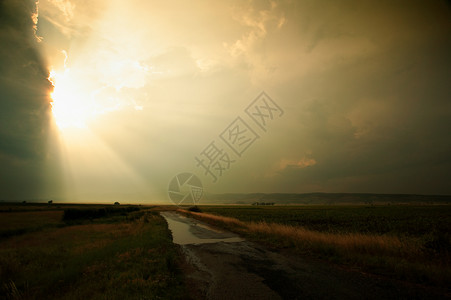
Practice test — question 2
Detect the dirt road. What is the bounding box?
[160,211,448,300]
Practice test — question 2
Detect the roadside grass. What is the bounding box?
[0,210,64,239]
[0,205,144,239]
[178,206,450,287]
[0,210,187,300]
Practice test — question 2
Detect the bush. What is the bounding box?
[63,206,140,221]
[188,206,202,212]
[63,208,107,221]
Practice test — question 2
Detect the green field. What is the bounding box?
[0,205,187,300]
[199,205,451,237]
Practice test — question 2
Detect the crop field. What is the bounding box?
[183,204,451,287]
[199,205,451,237]
[0,205,187,300]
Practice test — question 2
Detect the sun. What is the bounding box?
[47,51,146,130]
[49,69,94,129]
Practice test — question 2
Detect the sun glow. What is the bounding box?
[49,69,95,129]
[48,50,147,130]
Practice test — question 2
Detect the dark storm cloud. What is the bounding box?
[0,0,53,199]
[264,0,451,194]
[209,0,451,195]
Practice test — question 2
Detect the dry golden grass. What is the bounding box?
[178,209,246,227]
[179,209,450,286]
[180,210,417,257]
[0,211,187,299]
[246,221,420,258]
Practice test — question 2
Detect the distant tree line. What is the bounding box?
[252,202,275,206]
[63,206,140,221]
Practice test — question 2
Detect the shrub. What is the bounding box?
[62,207,140,221]
[188,206,202,212]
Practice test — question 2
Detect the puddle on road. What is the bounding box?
[160,212,244,245]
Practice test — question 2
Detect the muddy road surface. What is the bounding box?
[160,211,448,300]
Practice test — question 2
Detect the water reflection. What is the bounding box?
[160,211,244,245]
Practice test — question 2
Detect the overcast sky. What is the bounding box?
[1,0,450,203]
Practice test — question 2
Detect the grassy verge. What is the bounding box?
[0,209,187,300]
[0,210,64,239]
[178,207,450,288]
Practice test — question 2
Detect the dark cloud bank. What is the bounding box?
[205,0,451,195]
[0,0,54,200]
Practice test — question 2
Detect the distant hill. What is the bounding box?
[202,193,451,205]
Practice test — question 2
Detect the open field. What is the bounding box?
[2,203,449,298]
[0,205,187,300]
[198,205,451,236]
[0,210,63,239]
[180,205,451,288]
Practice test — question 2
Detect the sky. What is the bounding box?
[0,0,450,203]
